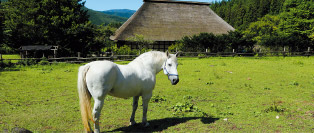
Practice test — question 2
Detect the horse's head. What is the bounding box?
[163,51,179,85]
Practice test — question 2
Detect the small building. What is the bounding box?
[110,0,235,51]
[20,45,58,58]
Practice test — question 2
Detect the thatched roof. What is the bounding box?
[110,0,235,42]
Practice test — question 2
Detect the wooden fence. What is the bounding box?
[1,51,313,64]
[179,51,314,57]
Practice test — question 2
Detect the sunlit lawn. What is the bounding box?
[1,57,314,132]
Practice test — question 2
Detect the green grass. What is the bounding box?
[1,55,20,59]
[1,57,314,132]
[1,54,21,63]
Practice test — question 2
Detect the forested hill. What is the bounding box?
[0,0,128,25]
[210,0,314,51]
[211,0,313,30]
[84,7,128,25]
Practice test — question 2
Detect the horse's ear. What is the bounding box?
[166,50,170,58]
[175,51,181,57]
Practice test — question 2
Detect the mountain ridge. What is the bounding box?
[101,9,136,18]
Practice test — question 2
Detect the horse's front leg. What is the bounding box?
[142,94,152,127]
[130,96,139,125]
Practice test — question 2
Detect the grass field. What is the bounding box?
[1,54,20,59]
[1,54,21,63]
[1,57,314,132]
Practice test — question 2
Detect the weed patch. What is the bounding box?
[264,87,271,90]
[206,82,214,85]
[290,81,299,86]
[183,95,193,100]
[171,102,208,117]
[264,102,287,113]
[150,95,167,103]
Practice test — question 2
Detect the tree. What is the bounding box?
[278,0,314,51]
[211,0,285,30]
[228,30,255,52]
[180,33,229,53]
[3,0,94,56]
[0,0,4,49]
[126,34,154,54]
[244,15,280,44]
[93,23,121,54]
[279,0,314,38]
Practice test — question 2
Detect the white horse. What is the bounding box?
[77,51,179,133]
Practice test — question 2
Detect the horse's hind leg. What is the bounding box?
[92,97,105,133]
[130,96,139,125]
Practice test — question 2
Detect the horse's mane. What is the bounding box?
[130,51,166,65]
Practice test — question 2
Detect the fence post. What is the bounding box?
[259,49,262,57]
[53,50,56,58]
[111,52,114,62]
[307,47,311,57]
[283,46,286,57]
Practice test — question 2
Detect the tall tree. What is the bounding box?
[3,0,94,56]
[211,0,285,30]
[0,0,4,48]
[244,15,281,43]
[278,0,314,51]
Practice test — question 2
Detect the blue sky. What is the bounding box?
[84,0,220,11]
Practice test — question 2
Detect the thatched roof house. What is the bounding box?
[110,0,235,51]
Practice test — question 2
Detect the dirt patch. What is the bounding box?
[305,111,314,118]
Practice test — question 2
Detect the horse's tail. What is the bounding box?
[78,65,94,132]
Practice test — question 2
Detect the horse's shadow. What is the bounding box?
[108,117,219,132]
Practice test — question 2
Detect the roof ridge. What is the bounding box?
[143,0,211,5]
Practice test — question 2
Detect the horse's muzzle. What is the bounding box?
[170,77,179,85]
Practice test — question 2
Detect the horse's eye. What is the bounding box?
[168,64,172,67]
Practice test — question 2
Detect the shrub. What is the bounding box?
[179,31,255,52]
[39,57,49,65]
[113,45,137,55]
[0,60,14,68]
[17,59,36,66]
[168,42,183,53]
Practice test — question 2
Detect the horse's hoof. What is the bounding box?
[142,122,150,127]
[130,121,136,126]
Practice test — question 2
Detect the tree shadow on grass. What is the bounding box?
[108,117,219,132]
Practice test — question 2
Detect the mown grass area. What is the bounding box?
[1,57,314,132]
[1,54,21,63]
[1,54,20,59]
